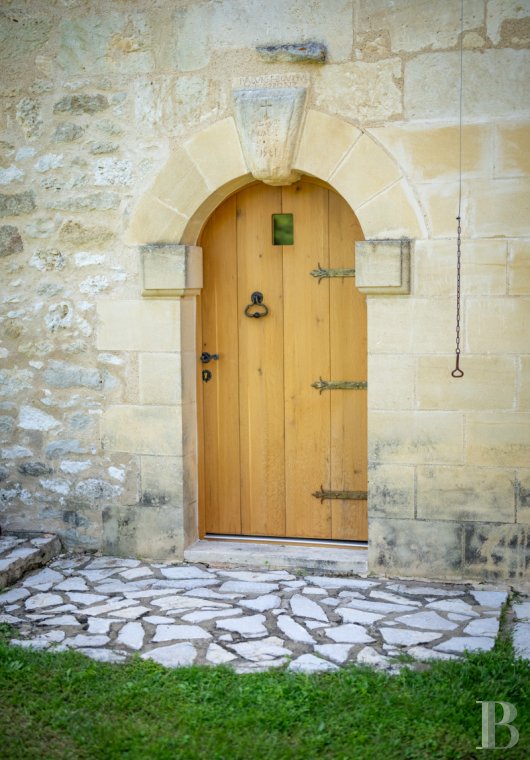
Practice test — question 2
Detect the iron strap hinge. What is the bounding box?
[310,263,356,282]
[312,486,368,503]
[311,378,367,393]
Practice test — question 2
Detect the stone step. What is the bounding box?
[184,540,369,575]
[0,532,62,590]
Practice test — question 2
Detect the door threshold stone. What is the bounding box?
[183,540,368,575]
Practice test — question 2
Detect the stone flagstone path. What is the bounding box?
[1,552,528,674]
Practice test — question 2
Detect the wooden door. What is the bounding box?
[198,180,367,542]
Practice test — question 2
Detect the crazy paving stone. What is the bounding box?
[276,614,316,644]
[181,608,242,623]
[229,636,292,662]
[408,646,459,661]
[513,623,530,659]
[152,595,229,611]
[288,654,339,673]
[0,587,30,605]
[302,587,327,595]
[218,581,280,594]
[314,644,352,663]
[342,599,417,614]
[25,593,63,610]
[289,593,328,622]
[55,577,89,592]
[67,634,110,648]
[109,606,151,620]
[11,630,65,649]
[182,587,242,600]
[22,568,64,590]
[380,628,442,646]
[38,615,81,627]
[463,617,500,637]
[143,616,176,624]
[217,570,294,582]
[388,584,462,597]
[239,594,281,612]
[0,613,23,624]
[87,618,112,634]
[325,623,374,644]
[470,590,508,609]
[141,643,196,667]
[370,590,422,606]
[160,566,214,580]
[206,643,237,664]
[434,636,495,653]
[356,646,391,669]
[119,567,154,580]
[394,611,458,631]
[216,614,268,638]
[81,599,137,616]
[153,624,212,642]
[513,602,530,621]
[117,622,145,650]
[305,576,378,590]
[335,607,384,625]
[67,592,108,606]
[426,598,478,615]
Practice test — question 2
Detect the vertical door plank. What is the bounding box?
[237,184,286,536]
[201,195,241,534]
[283,183,331,538]
[329,191,368,540]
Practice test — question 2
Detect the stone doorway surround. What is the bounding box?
[97,107,425,564]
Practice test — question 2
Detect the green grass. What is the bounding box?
[0,625,529,759]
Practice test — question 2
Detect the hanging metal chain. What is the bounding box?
[452,0,465,379]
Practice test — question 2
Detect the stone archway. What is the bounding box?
[99,110,426,561]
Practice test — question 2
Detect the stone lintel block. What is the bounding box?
[356,239,411,294]
[102,504,187,561]
[368,517,464,579]
[463,522,529,582]
[101,405,183,456]
[141,244,203,297]
[97,300,181,352]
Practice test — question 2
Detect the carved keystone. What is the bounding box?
[233,87,306,186]
[355,239,412,295]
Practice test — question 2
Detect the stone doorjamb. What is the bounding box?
[100,110,426,560]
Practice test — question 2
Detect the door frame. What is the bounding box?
[195,176,368,543]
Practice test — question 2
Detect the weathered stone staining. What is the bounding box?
[2,554,523,673]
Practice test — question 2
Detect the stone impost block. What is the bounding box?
[294,110,362,181]
[466,413,530,467]
[101,405,183,456]
[466,297,530,354]
[417,466,515,523]
[97,300,181,352]
[368,464,415,518]
[183,118,247,192]
[355,239,411,294]
[233,87,306,185]
[141,244,203,297]
[368,517,464,579]
[416,356,516,411]
[369,411,464,465]
[102,504,186,561]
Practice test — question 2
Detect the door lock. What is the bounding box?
[202,369,212,383]
[200,352,219,364]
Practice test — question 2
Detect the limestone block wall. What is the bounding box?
[0,0,529,579]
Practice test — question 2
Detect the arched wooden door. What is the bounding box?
[198,179,367,542]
